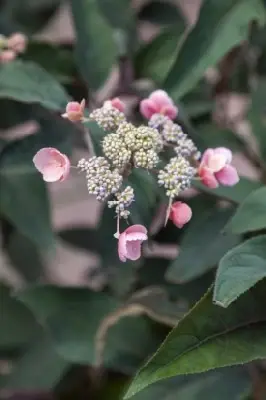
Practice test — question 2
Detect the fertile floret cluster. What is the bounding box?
[89,104,126,132]
[158,156,196,198]
[108,186,135,219]
[102,133,131,169]
[77,157,122,201]
[148,113,169,131]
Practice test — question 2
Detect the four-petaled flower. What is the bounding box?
[169,201,192,228]
[198,147,239,188]
[140,90,178,120]
[33,147,70,182]
[118,224,148,262]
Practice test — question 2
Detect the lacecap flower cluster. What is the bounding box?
[33,92,239,262]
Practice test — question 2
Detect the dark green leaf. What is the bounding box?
[59,227,101,253]
[17,285,119,364]
[2,333,69,391]
[225,187,266,234]
[135,28,185,83]
[70,0,117,90]
[98,0,136,55]
[166,207,239,283]
[194,177,262,204]
[132,367,251,400]
[0,61,69,110]
[214,235,266,307]
[0,283,39,350]
[138,1,185,27]
[165,0,266,100]
[125,280,266,397]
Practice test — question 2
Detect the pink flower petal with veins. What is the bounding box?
[169,201,192,228]
[140,99,157,119]
[214,147,232,164]
[199,166,219,189]
[33,148,70,183]
[118,224,147,262]
[215,164,239,186]
[207,153,227,173]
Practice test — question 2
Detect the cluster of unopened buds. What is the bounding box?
[0,32,27,63]
[33,91,239,262]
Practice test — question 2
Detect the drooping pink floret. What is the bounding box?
[169,201,192,228]
[62,99,85,122]
[140,90,178,120]
[118,224,148,262]
[33,148,70,183]
[0,49,16,63]
[198,147,239,188]
[7,33,27,53]
[104,97,125,113]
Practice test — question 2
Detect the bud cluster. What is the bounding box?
[90,103,126,132]
[108,186,135,219]
[77,157,122,201]
[158,156,196,198]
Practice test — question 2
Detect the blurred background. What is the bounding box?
[0,0,266,399]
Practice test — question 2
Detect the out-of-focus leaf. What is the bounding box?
[0,110,73,249]
[135,28,185,83]
[100,316,167,374]
[248,79,266,162]
[23,41,75,84]
[166,207,239,283]
[0,284,39,350]
[17,285,119,364]
[125,280,266,398]
[165,0,266,100]
[59,227,101,253]
[198,123,246,152]
[139,258,214,306]
[1,0,62,33]
[214,235,266,307]
[131,367,251,400]
[70,0,117,90]
[98,0,136,55]
[194,177,262,204]
[0,61,70,110]
[2,333,69,391]
[181,81,212,119]
[138,1,185,26]
[6,231,44,282]
[225,187,266,234]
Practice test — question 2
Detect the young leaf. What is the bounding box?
[214,235,266,307]
[164,0,266,100]
[124,280,266,398]
[225,187,266,234]
[70,0,117,90]
[0,61,70,110]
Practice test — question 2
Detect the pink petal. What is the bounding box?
[215,164,239,186]
[124,224,147,236]
[170,201,192,228]
[42,165,64,183]
[118,232,128,262]
[33,148,55,172]
[149,90,172,109]
[162,105,178,120]
[110,97,125,113]
[59,154,70,181]
[66,101,81,113]
[207,153,227,173]
[199,166,219,189]
[140,99,157,119]
[200,148,214,166]
[214,147,232,164]
[125,240,142,261]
